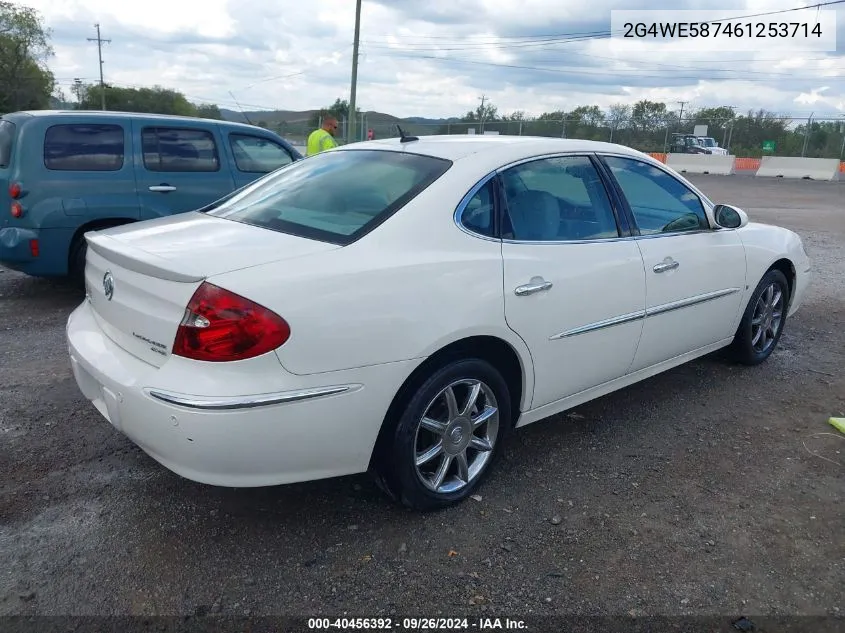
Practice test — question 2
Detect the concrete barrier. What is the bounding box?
[755,156,840,181]
[666,153,735,175]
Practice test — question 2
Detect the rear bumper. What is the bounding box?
[0,226,70,276]
[0,227,38,269]
[66,299,414,487]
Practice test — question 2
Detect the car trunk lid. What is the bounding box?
[84,212,339,367]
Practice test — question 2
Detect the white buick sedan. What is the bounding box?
[66,135,810,510]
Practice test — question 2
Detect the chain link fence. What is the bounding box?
[266,113,845,162]
[355,116,845,160]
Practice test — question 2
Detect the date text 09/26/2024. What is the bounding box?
[307,618,527,630]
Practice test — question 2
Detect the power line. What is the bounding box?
[86,23,111,110]
[371,51,842,82]
[361,1,845,51]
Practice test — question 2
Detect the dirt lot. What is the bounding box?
[1,175,843,625]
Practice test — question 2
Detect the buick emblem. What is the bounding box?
[103,271,114,301]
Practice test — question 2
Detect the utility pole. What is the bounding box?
[676,100,688,130]
[348,0,362,143]
[478,94,487,133]
[87,24,110,110]
[801,112,814,157]
[839,115,845,161]
[721,105,736,151]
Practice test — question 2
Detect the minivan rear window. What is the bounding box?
[205,149,452,245]
[0,120,15,168]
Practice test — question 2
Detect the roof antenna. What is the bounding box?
[396,125,418,143]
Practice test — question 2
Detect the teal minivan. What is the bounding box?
[0,110,302,281]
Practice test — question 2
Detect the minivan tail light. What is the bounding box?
[9,182,21,199]
[172,282,291,362]
[10,202,23,218]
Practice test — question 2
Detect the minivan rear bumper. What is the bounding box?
[0,226,69,276]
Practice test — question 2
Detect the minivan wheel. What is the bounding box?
[374,358,511,511]
[729,268,790,365]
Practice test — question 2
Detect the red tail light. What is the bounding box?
[10,202,23,218]
[9,182,21,199]
[172,282,290,362]
[29,239,39,257]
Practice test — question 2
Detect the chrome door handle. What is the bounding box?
[514,277,553,296]
[653,258,679,273]
[149,185,176,192]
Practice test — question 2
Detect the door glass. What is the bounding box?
[499,155,619,241]
[603,156,708,234]
[229,134,294,173]
[142,127,219,172]
[43,124,124,171]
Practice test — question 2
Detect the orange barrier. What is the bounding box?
[648,152,667,163]
[840,161,845,173]
[734,157,761,171]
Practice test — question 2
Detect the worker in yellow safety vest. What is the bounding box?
[306,116,339,156]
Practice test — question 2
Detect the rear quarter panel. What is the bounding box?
[205,163,535,405]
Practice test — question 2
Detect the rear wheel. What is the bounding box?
[373,358,511,511]
[728,269,790,365]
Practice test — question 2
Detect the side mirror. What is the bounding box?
[713,204,748,229]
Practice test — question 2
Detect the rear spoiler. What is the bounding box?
[85,232,206,283]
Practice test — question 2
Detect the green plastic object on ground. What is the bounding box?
[829,417,845,434]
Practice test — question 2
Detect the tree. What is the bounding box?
[196,103,222,120]
[607,103,632,130]
[570,105,605,127]
[630,99,669,131]
[0,1,55,113]
[462,101,498,124]
[308,98,361,129]
[77,84,198,116]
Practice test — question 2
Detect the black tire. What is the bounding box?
[373,358,512,511]
[69,235,87,288]
[728,268,790,365]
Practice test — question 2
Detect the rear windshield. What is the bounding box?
[0,120,15,168]
[205,149,452,245]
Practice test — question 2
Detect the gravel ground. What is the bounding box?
[0,175,843,625]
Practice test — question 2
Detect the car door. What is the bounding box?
[132,120,236,220]
[498,154,647,410]
[598,154,747,373]
[226,132,297,189]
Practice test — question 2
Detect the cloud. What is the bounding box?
[17,0,845,120]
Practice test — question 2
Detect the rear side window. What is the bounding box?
[43,124,124,171]
[229,134,294,173]
[142,127,219,172]
[206,149,452,245]
[0,120,15,168]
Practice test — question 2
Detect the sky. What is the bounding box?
[19,0,845,120]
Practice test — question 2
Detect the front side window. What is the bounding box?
[602,155,709,235]
[205,149,452,245]
[142,127,219,172]
[43,124,124,171]
[229,134,294,173]
[499,155,620,241]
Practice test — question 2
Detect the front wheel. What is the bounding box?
[728,269,790,365]
[373,358,512,511]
